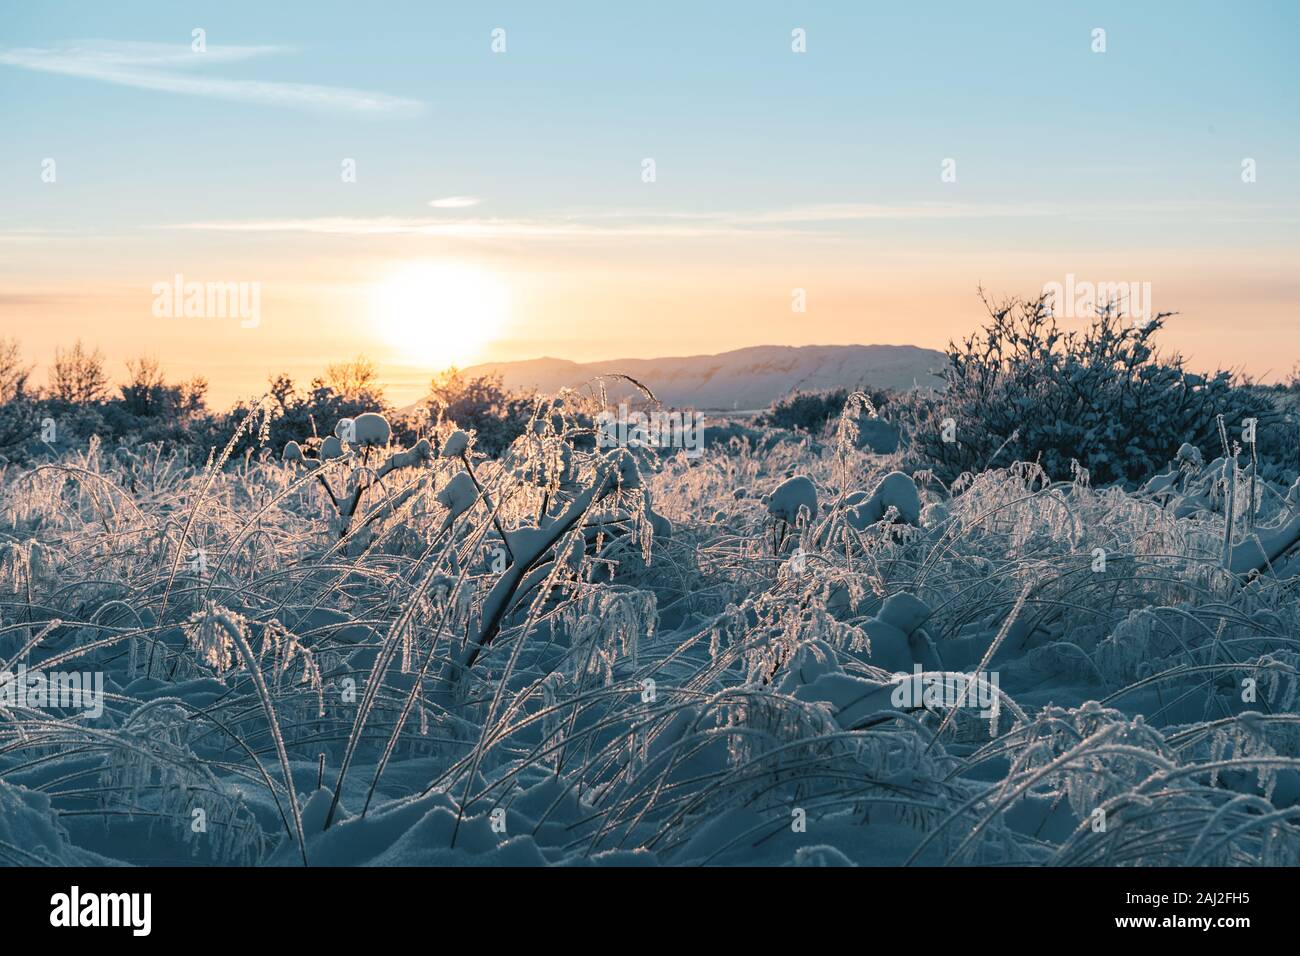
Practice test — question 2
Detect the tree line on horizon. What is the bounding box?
[2,294,1298,488]
[0,338,533,465]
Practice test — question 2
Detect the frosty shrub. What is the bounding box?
[427,368,535,457]
[2,392,210,465]
[899,292,1289,486]
[0,394,42,461]
[224,370,400,459]
[758,386,891,435]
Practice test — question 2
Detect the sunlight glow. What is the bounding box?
[370,260,510,367]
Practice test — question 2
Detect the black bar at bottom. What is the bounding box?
[0,865,1282,941]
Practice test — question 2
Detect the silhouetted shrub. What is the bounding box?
[426,368,535,457]
[898,292,1295,487]
[759,385,894,447]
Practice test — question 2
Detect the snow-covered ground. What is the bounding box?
[2,404,1299,867]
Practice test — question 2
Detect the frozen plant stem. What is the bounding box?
[209,612,308,866]
[1222,453,1236,572]
[460,451,513,563]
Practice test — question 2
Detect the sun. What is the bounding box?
[370,260,510,367]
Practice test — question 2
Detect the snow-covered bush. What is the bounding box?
[898,292,1291,487]
[427,368,534,457]
[766,474,818,524]
[759,386,892,432]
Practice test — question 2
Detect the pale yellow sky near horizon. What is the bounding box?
[2,239,1296,409]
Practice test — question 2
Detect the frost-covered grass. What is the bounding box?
[2,398,1300,867]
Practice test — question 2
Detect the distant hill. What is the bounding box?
[461,344,946,410]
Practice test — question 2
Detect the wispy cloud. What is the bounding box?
[732,202,1057,223]
[428,196,481,209]
[0,39,423,115]
[164,215,793,241]
[27,195,1291,254]
[162,202,1069,242]
[577,200,1299,226]
[166,198,1300,244]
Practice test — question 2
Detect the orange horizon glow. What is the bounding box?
[1,242,1296,410]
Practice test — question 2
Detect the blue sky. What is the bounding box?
[1,1,1297,404]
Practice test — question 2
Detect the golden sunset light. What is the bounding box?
[369,260,512,368]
